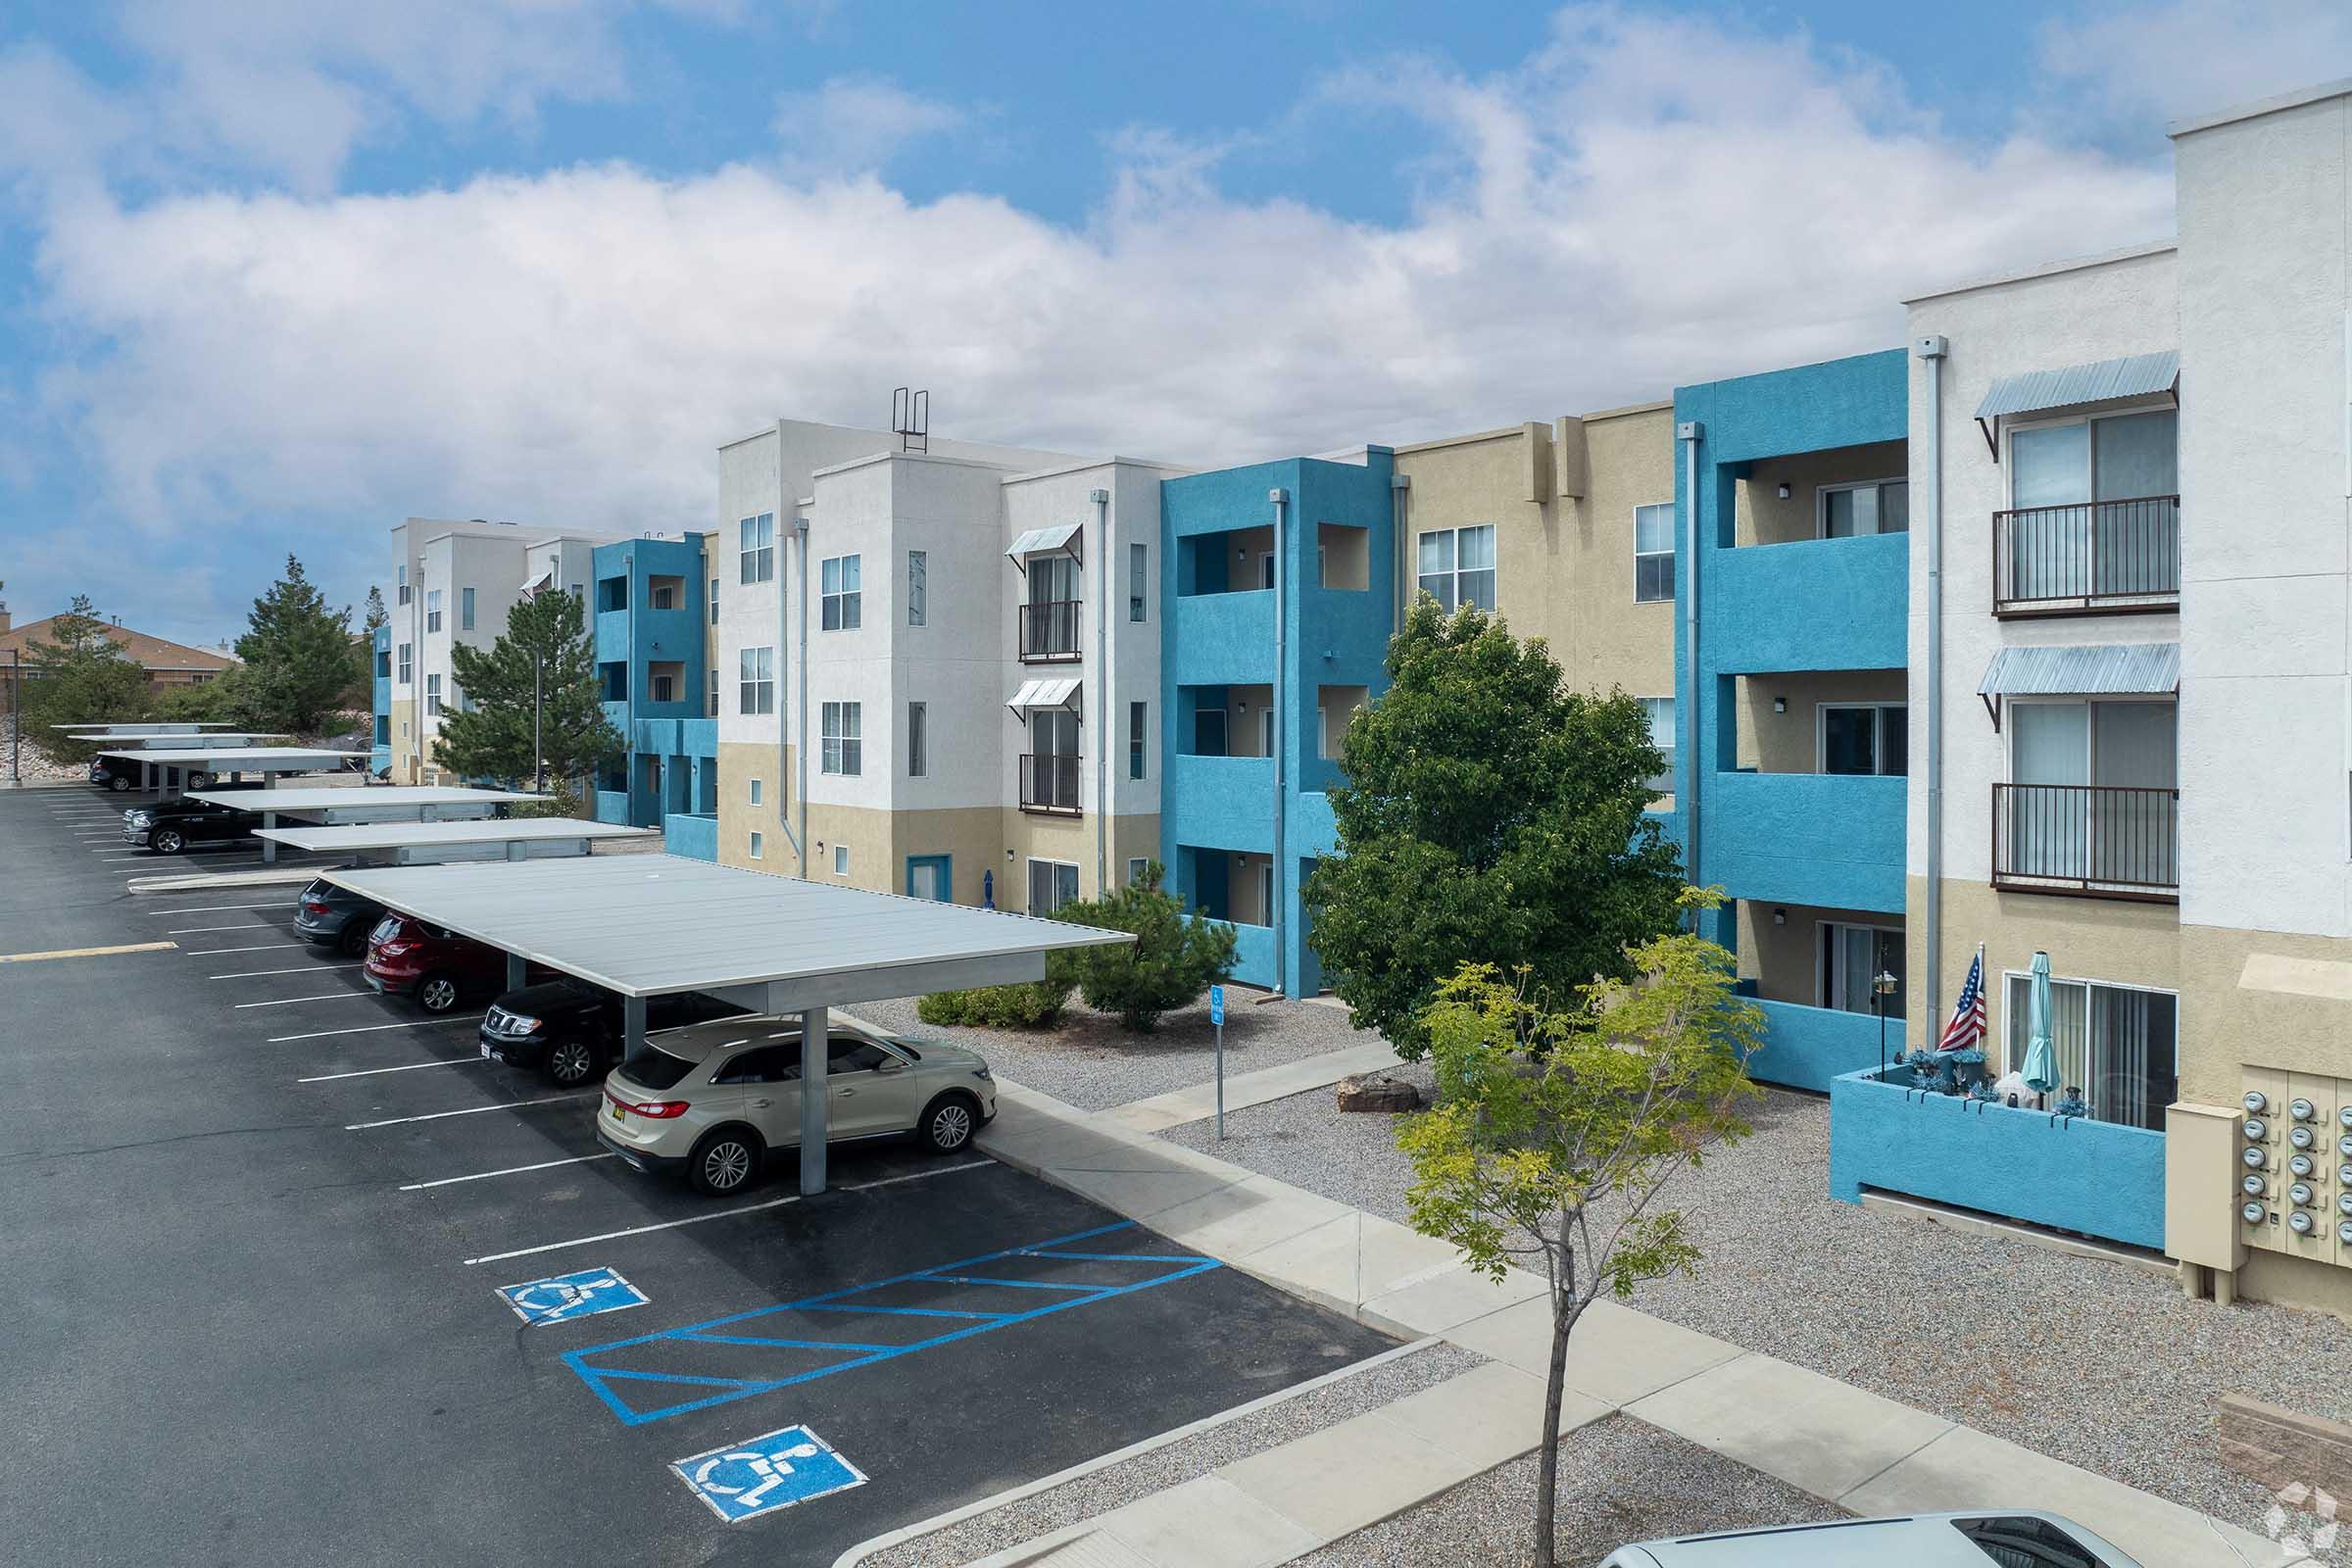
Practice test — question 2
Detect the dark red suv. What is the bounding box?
[363,914,514,1014]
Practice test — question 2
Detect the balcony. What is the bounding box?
[1703,533,1906,673]
[1746,1000,1890,1094]
[1991,783,2179,901]
[1172,590,1274,686]
[1019,753,1082,814]
[1019,600,1083,662]
[1167,754,1275,853]
[1697,771,1905,913]
[1992,496,2179,617]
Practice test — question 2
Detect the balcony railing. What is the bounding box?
[1991,783,2179,900]
[1020,753,1082,814]
[1019,600,1083,662]
[1991,495,2179,616]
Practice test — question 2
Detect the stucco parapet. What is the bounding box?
[2168,75,2352,138]
[1901,241,2178,306]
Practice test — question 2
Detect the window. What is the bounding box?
[1415,525,1495,612]
[709,577,719,624]
[2006,409,2180,602]
[1821,923,1904,1018]
[651,580,676,611]
[425,673,443,716]
[569,582,582,601]
[1128,857,1149,887]
[1640,697,1675,794]
[1129,542,1147,621]
[396,564,411,606]
[907,551,927,626]
[829,1037,890,1074]
[749,831,762,859]
[460,587,475,630]
[1820,705,1909,776]
[832,843,851,876]
[821,554,861,630]
[1634,505,1675,603]
[709,670,718,717]
[908,701,927,777]
[1129,701,1147,780]
[749,777,762,807]
[739,514,774,585]
[425,588,443,632]
[738,646,774,715]
[1259,553,1276,590]
[1029,858,1080,915]
[2002,972,2178,1130]
[1819,479,1910,538]
[713,1044,795,1084]
[397,643,413,683]
[822,701,862,775]
[651,671,676,704]
[2002,699,2178,888]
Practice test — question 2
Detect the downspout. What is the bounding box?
[1675,421,1703,909]
[792,516,811,879]
[1092,487,1110,894]
[1269,486,1289,998]
[1390,473,1410,630]
[1917,333,1949,1049]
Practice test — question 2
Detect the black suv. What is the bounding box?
[293,878,389,956]
[122,797,260,855]
[480,980,750,1087]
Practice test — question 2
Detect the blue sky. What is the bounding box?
[0,0,2343,647]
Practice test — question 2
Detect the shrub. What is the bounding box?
[1045,861,1237,1033]
[916,979,1072,1029]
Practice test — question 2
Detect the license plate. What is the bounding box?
[609,1102,625,1121]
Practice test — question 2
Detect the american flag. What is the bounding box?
[1937,949,1986,1054]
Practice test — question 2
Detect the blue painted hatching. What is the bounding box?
[670,1423,866,1523]
[495,1264,650,1327]
[564,1221,1220,1425]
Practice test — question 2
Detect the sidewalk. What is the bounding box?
[965,1079,2304,1568]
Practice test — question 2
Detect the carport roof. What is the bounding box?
[253,817,653,852]
[321,854,1134,1004]
[190,785,544,812]
[99,747,362,769]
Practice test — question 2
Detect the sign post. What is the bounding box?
[1209,984,1226,1141]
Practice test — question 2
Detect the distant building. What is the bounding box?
[0,606,237,703]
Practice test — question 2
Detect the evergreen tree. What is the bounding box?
[21,595,152,760]
[360,585,388,633]
[436,587,620,793]
[236,555,356,735]
[1042,862,1238,1032]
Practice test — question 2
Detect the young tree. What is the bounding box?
[21,596,151,760]
[1303,599,1684,1058]
[1396,903,1763,1568]
[1045,861,1238,1031]
[435,587,620,792]
[360,585,389,634]
[236,555,356,735]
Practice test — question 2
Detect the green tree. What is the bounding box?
[351,583,390,709]
[1043,862,1238,1031]
[236,555,356,735]
[360,585,389,634]
[21,596,151,760]
[1303,599,1683,1059]
[153,661,266,729]
[1396,905,1762,1568]
[435,587,620,793]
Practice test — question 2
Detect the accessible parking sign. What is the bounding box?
[671,1425,867,1523]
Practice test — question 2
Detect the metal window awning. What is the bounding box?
[1007,676,1082,712]
[1004,521,1082,569]
[1974,350,2179,457]
[519,568,552,593]
[1977,642,2179,728]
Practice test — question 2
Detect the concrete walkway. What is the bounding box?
[1101,1042,1403,1135]
[970,1079,2304,1568]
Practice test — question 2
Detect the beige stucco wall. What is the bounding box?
[1739,901,1906,1010]
[1734,670,1908,772]
[1738,440,1909,547]
[1903,876,2180,1058]
[715,740,788,871]
[388,699,418,782]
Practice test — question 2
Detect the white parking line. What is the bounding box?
[213,963,361,980]
[234,990,369,1009]
[268,1019,468,1044]
[167,922,272,935]
[148,902,295,915]
[399,1152,615,1191]
[458,1159,993,1266]
[185,943,304,956]
[299,1058,471,1083]
[347,1092,595,1131]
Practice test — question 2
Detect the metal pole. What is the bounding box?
[1215,1015,1225,1140]
[800,1004,828,1195]
[1268,487,1288,998]
[9,649,19,787]
[1092,487,1109,895]
[533,652,544,795]
[1918,333,1948,1055]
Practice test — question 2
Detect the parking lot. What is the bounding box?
[0,786,1393,1565]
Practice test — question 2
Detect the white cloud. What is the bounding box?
[772,75,970,177]
[16,3,2193,625]
[2038,0,2352,130]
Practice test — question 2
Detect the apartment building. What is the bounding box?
[586,533,717,837]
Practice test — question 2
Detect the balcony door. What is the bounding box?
[1820,922,1904,1018]
[1025,555,1081,660]
[2008,700,2177,887]
[1028,708,1081,811]
[2007,409,2178,602]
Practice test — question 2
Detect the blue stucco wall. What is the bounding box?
[1748,1000,1890,1093]
[370,624,392,775]
[1699,771,1905,913]
[664,812,717,861]
[1703,532,1907,673]
[1828,1069,2166,1250]
[1171,592,1274,685]
[1168,755,1275,854]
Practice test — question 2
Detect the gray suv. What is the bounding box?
[1602,1511,2140,1567]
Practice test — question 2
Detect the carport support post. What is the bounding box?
[261,810,276,862]
[800,1004,828,1196]
[623,993,646,1065]
[507,952,526,991]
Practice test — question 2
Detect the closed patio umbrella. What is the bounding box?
[2022,950,2058,1108]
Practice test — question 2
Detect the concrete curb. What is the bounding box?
[125,867,318,895]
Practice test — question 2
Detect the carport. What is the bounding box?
[98,746,363,796]
[55,721,243,736]
[67,729,289,748]
[254,816,654,866]
[321,854,1132,1194]
[189,784,548,861]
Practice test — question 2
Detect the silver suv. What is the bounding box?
[1603,1511,2140,1567]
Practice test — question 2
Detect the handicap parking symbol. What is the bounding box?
[671,1424,866,1523]
[494,1265,649,1327]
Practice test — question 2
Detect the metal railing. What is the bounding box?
[1020,753,1082,814]
[1019,599,1083,661]
[1992,783,2179,898]
[1991,495,2179,614]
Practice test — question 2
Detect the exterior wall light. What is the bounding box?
[1777,483,1791,500]
[1773,696,1787,713]
[1772,907,1787,925]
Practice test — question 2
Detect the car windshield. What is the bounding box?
[621,1045,699,1091]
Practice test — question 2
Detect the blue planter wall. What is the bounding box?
[664,812,717,861]
[1748,1000,1890,1093]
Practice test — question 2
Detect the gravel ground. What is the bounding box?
[862,1340,1484,1568]
[1295,1413,1844,1568]
[1165,1083,2352,1554]
[852,991,1390,1110]
[0,715,81,785]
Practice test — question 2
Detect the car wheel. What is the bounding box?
[153,829,186,856]
[337,921,369,958]
[416,973,462,1014]
[185,772,211,790]
[546,1038,601,1088]
[919,1093,980,1154]
[107,775,130,792]
[688,1128,761,1196]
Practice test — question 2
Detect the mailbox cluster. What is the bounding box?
[2239,1072,2352,1266]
